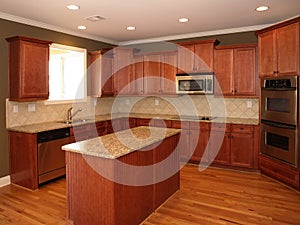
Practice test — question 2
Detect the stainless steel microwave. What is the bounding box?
[175,73,214,94]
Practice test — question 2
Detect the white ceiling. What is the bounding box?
[0,0,299,45]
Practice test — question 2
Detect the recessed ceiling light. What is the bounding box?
[77,25,87,30]
[255,6,270,12]
[178,18,189,23]
[67,4,80,10]
[126,26,136,31]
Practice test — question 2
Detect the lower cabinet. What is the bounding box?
[172,121,259,170]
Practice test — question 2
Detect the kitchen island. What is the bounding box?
[62,126,181,225]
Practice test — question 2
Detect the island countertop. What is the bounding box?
[62,126,181,159]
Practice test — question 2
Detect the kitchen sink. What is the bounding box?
[58,119,93,124]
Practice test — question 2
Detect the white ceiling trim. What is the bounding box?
[119,24,273,46]
[0,11,119,45]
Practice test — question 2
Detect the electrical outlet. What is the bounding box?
[28,103,36,112]
[155,99,159,106]
[126,99,130,105]
[13,105,18,113]
[247,100,252,108]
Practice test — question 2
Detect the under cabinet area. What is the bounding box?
[6,36,52,101]
[257,17,300,77]
[214,44,258,97]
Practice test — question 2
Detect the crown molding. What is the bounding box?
[119,24,273,46]
[0,11,118,45]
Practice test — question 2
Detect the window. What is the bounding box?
[47,43,87,103]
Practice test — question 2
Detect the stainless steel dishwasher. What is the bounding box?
[37,127,71,184]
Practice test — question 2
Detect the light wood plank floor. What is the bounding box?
[0,165,300,225]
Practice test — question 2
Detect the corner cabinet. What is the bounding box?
[6,36,52,101]
[88,50,114,97]
[256,17,300,77]
[177,39,217,73]
[214,44,258,97]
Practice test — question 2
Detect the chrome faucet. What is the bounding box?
[67,107,82,123]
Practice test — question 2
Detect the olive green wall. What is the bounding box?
[0,18,114,177]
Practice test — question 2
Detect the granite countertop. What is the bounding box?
[62,126,181,159]
[7,113,259,133]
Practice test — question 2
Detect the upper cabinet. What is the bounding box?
[256,17,300,77]
[88,50,114,97]
[214,44,258,97]
[113,48,135,96]
[177,39,217,73]
[143,51,177,95]
[6,36,52,101]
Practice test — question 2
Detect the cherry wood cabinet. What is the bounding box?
[209,123,231,166]
[88,50,114,97]
[66,134,179,225]
[136,51,177,95]
[133,55,144,95]
[161,51,177,95]
[177,39,217,73]
[171,121,258,170]
[256,17,300,77]
[214,44,257,97]
[171,120,190,161]
[230,125,254,168]
[113,48,134,95]
[6,36,52,101]
[143,54,162,95]
[189,122,210,163]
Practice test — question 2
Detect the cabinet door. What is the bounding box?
[19,40,50,100]
[88,52,101,97]
[177,44,194,73]
[101,55,114,96]
[113,49,134,95]
[231,132,253,168]
[209,131,231,165]
[234,47,257,96]
[190,130,209,163]
[133,55,144,95]
[258,30,277,77]
[194,43,214,72]
[214,49,233,96]
[143,54,162,95]
[161,52,177,95]
[6,37,50,101]
[277,22,300,76]
[88,51,113,97]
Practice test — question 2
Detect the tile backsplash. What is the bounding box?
[6,96,258,128]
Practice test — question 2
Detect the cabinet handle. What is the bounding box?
[234,89,237,93]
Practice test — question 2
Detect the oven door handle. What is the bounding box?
[261,120,296,130]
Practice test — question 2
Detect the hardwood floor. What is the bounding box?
[0,165,300,225]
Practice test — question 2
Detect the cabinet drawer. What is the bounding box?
[154,119,172,128]
[172,120,189,129]
[211,123,230,132]
[190,121,210,130]
[137,118,151,126]
[231,124,253,133]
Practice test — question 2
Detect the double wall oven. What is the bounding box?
[260,76,298,167]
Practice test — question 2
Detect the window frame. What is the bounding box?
[45,43,87,105]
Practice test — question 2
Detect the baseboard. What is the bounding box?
[0,175,11,187]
